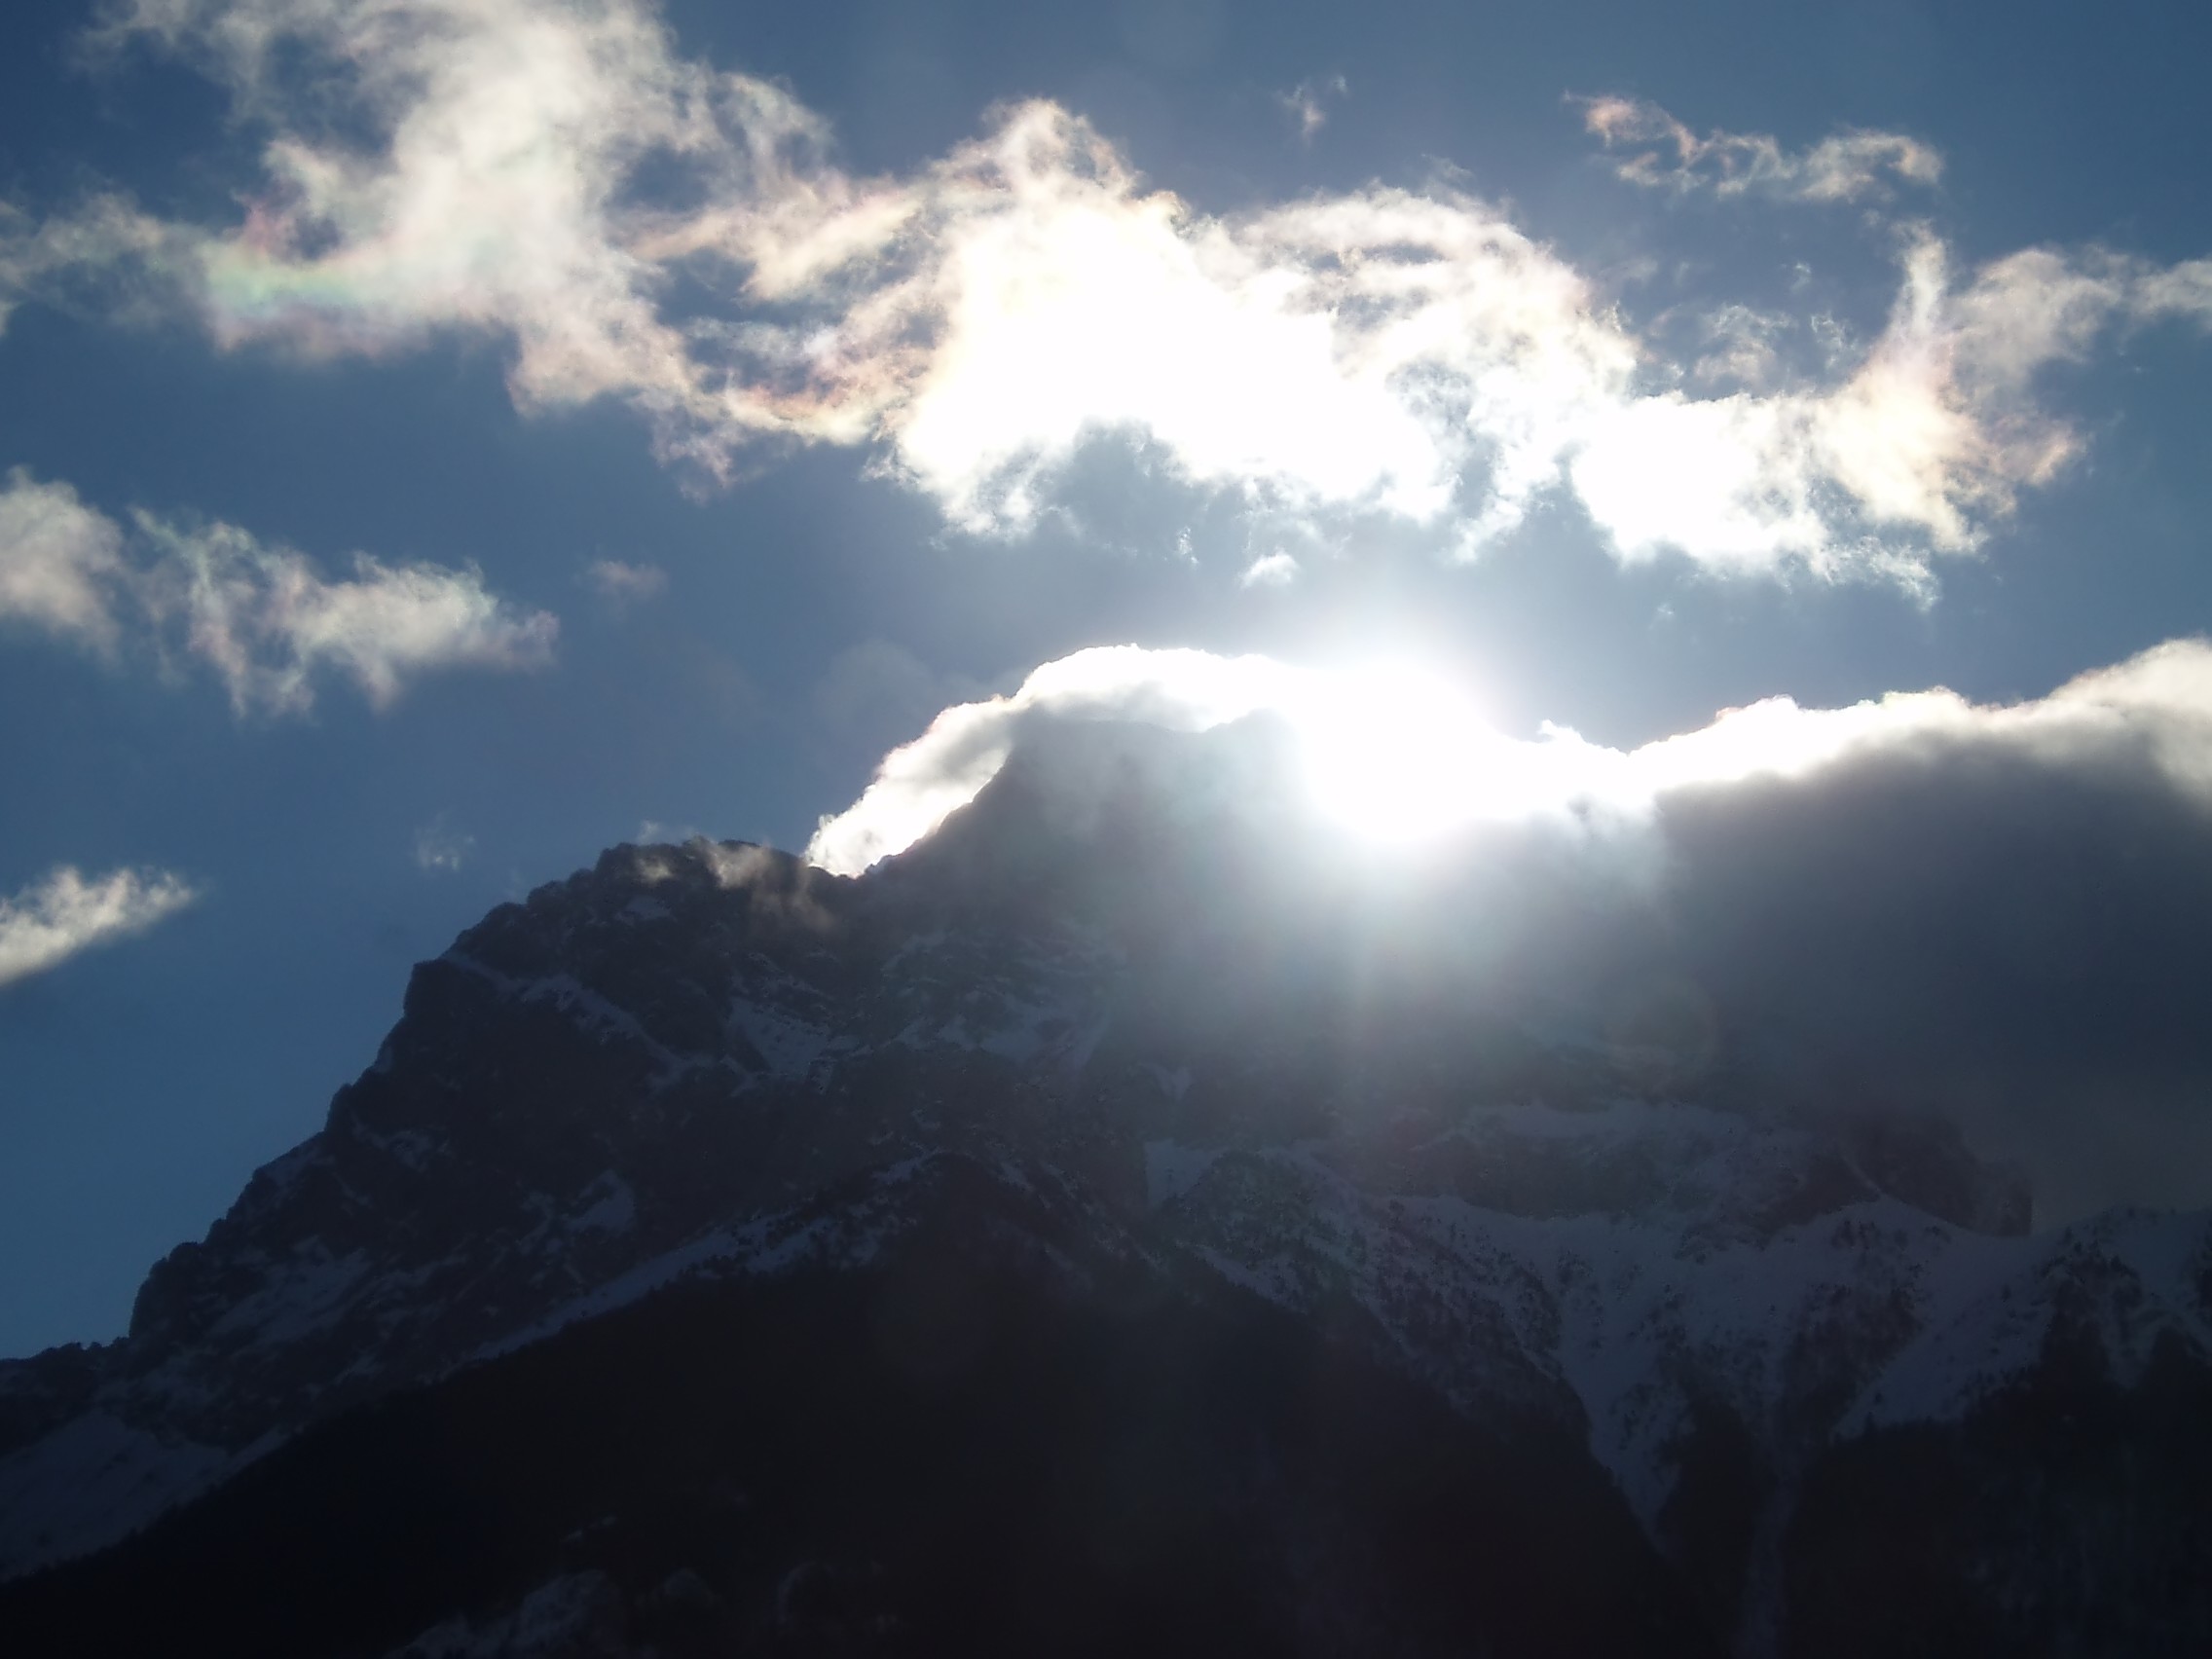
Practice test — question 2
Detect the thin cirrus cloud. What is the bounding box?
[4,1,2210,586]
[583,558,669,608]
[1278,75,1348,143]
[1573,95,1944,203]
[0,469,557,717]
[0,865,197,989]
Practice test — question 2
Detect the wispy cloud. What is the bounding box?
[0,469,129,651]
[134,514,558,715]
[583,558,668,608]
[0,195,198,336]
[0,865,197,988]
[1575,95,1943,203]
[1278,75,1347,143]
[6,3,2209,588]
[1239,550,1301,588]
[0,470,557,715]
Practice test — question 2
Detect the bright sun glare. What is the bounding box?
[1291,664,1511,845]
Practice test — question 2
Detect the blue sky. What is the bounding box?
[3,0,2211,1356]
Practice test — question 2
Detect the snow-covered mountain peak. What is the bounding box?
[3,766,2208,1653]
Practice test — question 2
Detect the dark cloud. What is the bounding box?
[1655,719,2212,1220]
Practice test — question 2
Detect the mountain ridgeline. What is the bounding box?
[3,719,2209,1657]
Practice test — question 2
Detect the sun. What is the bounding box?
[1289,662,1513,845]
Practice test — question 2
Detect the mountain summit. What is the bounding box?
[4,721,2208,1657]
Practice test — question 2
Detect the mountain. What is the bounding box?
[3,719,2209,1657]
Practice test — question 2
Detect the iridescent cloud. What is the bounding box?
[5,0,2208,587]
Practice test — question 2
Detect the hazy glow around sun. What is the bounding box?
[807,640,2212,876]
[808,645,1604,872]
[1287,664,1517,844]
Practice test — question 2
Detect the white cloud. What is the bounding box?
[1575,95,1943,203]
[0,469,129,650]
[808,645,1303,874]
[0,865,198,988]
[1238,550,1301,588]
[1565,233,2212,585]
[0,470,557,715]
[583,557,668,607]
[136,515,559,715]
[94,0,723,413]
[808,638,2212,872]
[1278,75,1347,143]
[6,4,2208,586]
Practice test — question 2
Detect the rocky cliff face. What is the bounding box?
[3,723,2208,1656]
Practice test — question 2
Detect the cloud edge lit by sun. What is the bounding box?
[806,638,2212,874]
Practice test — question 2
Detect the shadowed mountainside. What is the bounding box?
[4,719,2209,1656]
